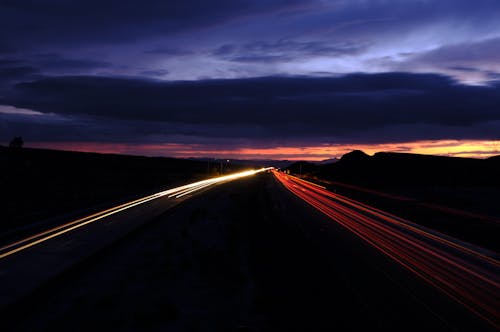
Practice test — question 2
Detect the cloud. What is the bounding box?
[0,53,113,83]
[139,69,169,77]
[212,40,368,63]
[2,73,500,146]
[1,0,499,157]
[0,65,38,81]
[383,37,500,84]
[33,54,112,71]
[1,1,499,83]
[0,0,310,49]
[0,105,43,116]
[415,38,500,64]
[0,60,40,98]
[144,47,194,56]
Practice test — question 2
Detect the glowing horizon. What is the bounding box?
[25,139,500,161]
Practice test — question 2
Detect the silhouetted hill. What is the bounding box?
[338,150,370,164]
[315,151,500,188]
[487,154,500,163]
[316,157,339,165]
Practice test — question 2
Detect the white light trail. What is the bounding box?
[0,167,273,260]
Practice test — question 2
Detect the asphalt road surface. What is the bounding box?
[1,172,497,331]
[273,171,499,328]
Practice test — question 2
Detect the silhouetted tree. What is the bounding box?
[9,136,24,149]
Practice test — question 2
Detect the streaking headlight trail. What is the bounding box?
[0,167,273,260]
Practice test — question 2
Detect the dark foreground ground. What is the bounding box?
[0,147,247,245]
[2,173,493,332]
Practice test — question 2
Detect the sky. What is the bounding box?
[1,0,500,160]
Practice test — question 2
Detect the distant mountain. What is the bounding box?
[338,150,369,164]
[317,151,500,188]
[284,150,500,188]
[487,154,500,162]
[315,157,339,165]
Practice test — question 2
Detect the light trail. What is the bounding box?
[0,167,273,260]
[273,170,500,329]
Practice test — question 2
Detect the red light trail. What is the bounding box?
[272,170,499,329]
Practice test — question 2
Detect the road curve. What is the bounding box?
[273,170,500,329]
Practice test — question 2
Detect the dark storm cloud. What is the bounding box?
[2,73,500,144]
[0,65,38,81]
[0,59,24,66]
[2,0,498,48]
[0,58,36,74]
[144,47,194,56]
[33,54,112,71]
[212,40,367,63]
[139,69,170,77]
[0,0,308,48]
[0,54,111,79]
[0,52,118,88]
[0,60,40,97]
[0,112,141,143]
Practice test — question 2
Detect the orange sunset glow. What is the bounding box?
[28,139,500,160]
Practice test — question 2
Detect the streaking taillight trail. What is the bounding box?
[272,170,499,329]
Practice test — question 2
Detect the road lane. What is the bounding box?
[1,172,496,331]
[273,170,500,329]
[0,168,272,310]
[0,168,272,261]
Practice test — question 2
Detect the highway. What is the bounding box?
[273,170,500,330]
[0,167,272,312]
[0,169,498,331]
[0,167,273,261]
